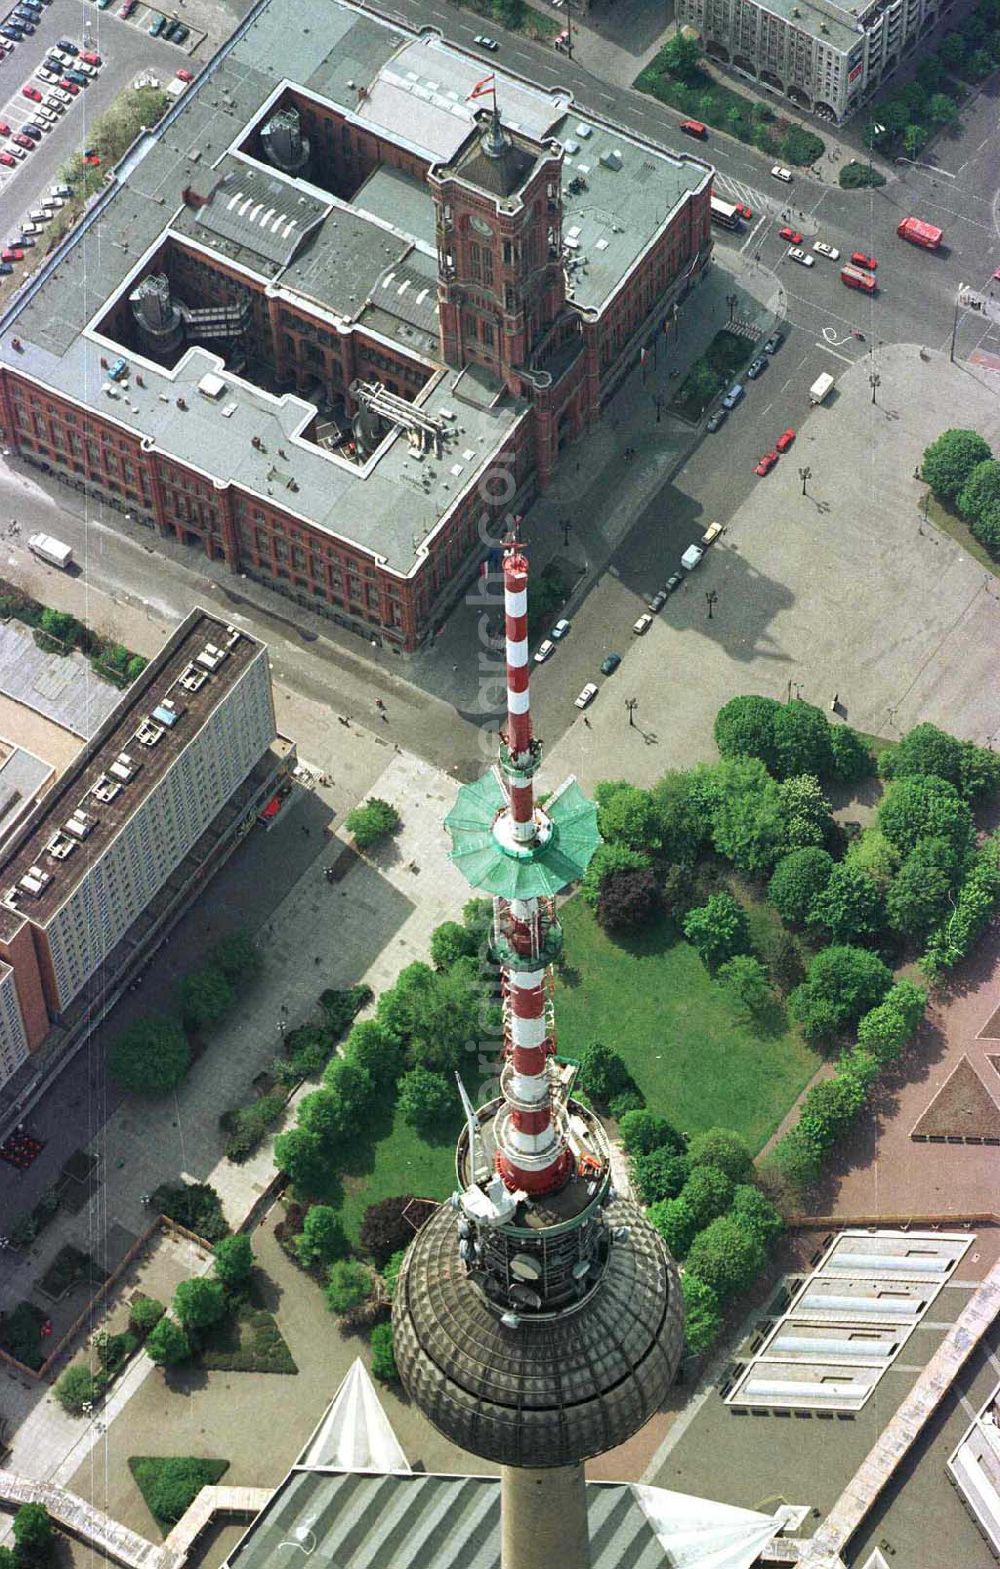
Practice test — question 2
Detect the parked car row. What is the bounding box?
[705,329,784,435]
[754,428,796,476]
[0,36,100,177]
[537,526,723,712]
[0,0,53,52]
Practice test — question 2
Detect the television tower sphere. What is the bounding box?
[393,535,684,1566]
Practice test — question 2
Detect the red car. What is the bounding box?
[779,226,802,244]
[12,133,34,149]
[0,151,15,166]
[851,250,877,270]
[80,50,101,66]
[59,78,79,94]
[118,0,135,14]
[993,267,1000,282]
[0,122,8,135]
[754,451,778,477]
[175,67,193,82]
[735,202,753,221]
[2,247,23,261]
[775,428,796,453]
[21,83,41,100]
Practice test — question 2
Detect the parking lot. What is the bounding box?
[0,0,211,280]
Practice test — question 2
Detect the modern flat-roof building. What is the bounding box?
[0,0,712,653]
[0,609,289,1099]
[677,0,956,121]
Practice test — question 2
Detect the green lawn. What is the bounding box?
[338,1101,462,1246]
[554,898,821,1152]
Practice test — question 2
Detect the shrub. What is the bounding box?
[152,1181,229,1242]
[797,1073,867,1152]
[13,1505,53,1562]
[578,1041,633,1104]
[359,1195,419,1267]
[223,1091,287,1162]
[717,955,774,1019]
[430,920,479,970]
[647,1196,699,1258]
[213,1235,254,1294]
[55,1364,103,1416]
[109,1016,190,1095]
[320,983,373,1037]
[807,863,885,946]
[129,1457,229,1533]
[769,848,834,925]
[397,1066,455,1135]
[771,1123,825,1188]
[383,1250,406,1303]
[788,946,893,1041]
[608,1087,646,1118]
[281,1026,335,1080]
[594,780,663,853]
[683,892,750,968]
[829,725,876,783]
[146,1316,191,1367]
[344,1018,406,1090]
[684,1216,766,1302]
[839,161,886,187]
[345,797,400,849]
[680,1165,734,1228]
[178,964,234,1032]
[294,1205,349,1269]
[921,428,992,500]
[856,979,927,1064]
[879,774,974,860]
[881,722,963,789]
[597,867,662,930]
[729,1184,784,1245]
[129,1296,166,1336]
[713,694,782,772]
[771,700,834,780]
[209,929,261,983]
[686,1128,754,1184]
[173,1277,227,1335]
[886,838,960,939]
[681,1274,723,1354]
[581,842,650,910]
[326,1260,373,1316]
[632,1148,691,1204]
[95,1330,137,1375]
[369,1322,399,1383]
[618,1109,687,1158]
[921,833,1000,980]
[0,1303,45,1368]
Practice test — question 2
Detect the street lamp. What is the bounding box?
[950,283,966,364]
[653,394,663,424]
[798,465,811,496]
[869,370,881,405]
[560,518,572,548]
[705,590,718,620]
[625,698,638,728]
[726,292,738,324]
[867,120,885,183]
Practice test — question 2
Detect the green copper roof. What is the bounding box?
[444,772,600,898]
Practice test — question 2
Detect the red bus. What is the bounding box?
[679,119,707,139]
[897,216,942,250]
[840,265,877,293]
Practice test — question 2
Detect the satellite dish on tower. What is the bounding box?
[572,1260,592,1281]
[510,1254,542,1281]
[509,1282,543,1310]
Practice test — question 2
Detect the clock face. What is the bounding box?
[470,215,492,237]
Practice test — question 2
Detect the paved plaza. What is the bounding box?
[544,344,1000,795]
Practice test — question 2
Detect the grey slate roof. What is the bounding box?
[227,1472,670,1569]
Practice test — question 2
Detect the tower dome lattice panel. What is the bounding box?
[393,1200,685,1468]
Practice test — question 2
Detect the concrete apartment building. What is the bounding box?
[677,0,957,120]
[0,610,291,1104]
[0,0,712,654]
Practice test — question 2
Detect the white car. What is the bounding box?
[770,165,793,183]
[49,88,72,105]
[632,613,653,635]
[788,248,815,267]
[35,66,58,83]
[40,194,63,208]
[813,241,840,260]
[680,544,705,571]
[574,682,598,710]
[533,639,555,664]
[474,33,498,49]
[550,618,571,640]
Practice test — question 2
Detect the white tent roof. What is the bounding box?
[298,1358,411,1473]
[633,1483,785,1569]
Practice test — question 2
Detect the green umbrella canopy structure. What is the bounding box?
[444,771,600,899]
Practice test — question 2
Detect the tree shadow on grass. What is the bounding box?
[605,913,684,961]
